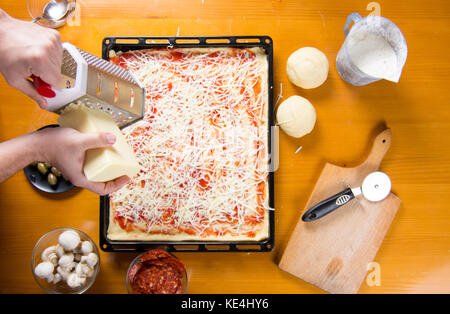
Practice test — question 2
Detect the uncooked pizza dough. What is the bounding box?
[277,96,316,138]
[286,47,329,89]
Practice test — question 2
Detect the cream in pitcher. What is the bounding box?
[336,13,408,86]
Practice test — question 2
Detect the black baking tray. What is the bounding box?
[99,36,274,252]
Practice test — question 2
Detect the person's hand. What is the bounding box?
[36,127,131,195]
[0,9,62,109]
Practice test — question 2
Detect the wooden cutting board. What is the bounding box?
[278,128,401,294]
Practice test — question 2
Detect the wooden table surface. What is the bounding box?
[0,0,449,294]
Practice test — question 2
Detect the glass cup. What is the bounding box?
[27,0,77,28]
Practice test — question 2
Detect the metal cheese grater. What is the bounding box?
[33,42,145,129]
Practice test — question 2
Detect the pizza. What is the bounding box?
[106,47,270,241]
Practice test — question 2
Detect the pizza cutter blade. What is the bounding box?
[302,171,392,222]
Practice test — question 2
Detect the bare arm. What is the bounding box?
[0,127,130,195]
[0,132,41,182]
[0,10,129,195]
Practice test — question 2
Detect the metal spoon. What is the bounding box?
[31,0,70,24]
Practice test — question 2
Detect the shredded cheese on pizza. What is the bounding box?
[108,48,269,240]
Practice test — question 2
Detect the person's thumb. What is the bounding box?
[15,79,48,109]
[83,175,131,195]
[81,132,116,150]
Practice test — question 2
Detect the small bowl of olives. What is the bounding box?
[23,125,75,194]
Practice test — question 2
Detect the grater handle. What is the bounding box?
[40,42,88,112]
[32,75,56,98]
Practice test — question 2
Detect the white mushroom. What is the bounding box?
[67,273,80,288]
[80,241,93,254]
[85,253,98,268]
[67,273,86,288]
[41,246,58,265]
[64,261,77,272]
[58,253,74,268]
[41,245,56,257]
[53,273,62,284]
[75,263,83,275]
[58,230,80,251]
[50,253,59,266]
[55,244,65,258]
[45,273,54,283]
[56,266,71,281]
[75,263,94,278]
[34,261,54,279]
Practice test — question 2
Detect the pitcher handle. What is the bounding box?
[343,12,362,37]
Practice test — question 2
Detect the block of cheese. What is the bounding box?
[57,103,140,182]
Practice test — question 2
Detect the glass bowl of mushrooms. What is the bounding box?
[31,227,100,294]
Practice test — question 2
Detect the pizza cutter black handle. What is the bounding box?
[302,188,355,222]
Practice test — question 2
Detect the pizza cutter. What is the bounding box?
[302,171,392,222]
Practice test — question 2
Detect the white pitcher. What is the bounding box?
[336,13,407,86]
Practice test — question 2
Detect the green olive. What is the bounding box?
[37,162,48,175]
[47,173,58,186]
[51,166,61,177]
[43,162,51,168]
